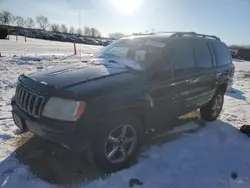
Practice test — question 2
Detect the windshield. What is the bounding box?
[93,38,165,70]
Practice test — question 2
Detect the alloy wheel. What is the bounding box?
[104,124,137,164]
[212,94,223,117]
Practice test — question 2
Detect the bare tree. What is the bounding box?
[90,28,101,37]
[69,26,75,34]
[95,30,101,37]
[50,23,60,32]
[14,16,26,27]
[90,28,95,37]
[97,30,101,37]
[60,24,68,33]
[109,32,125,39]
[36,16,50,30]
[26,17,35,28]
[84,26,90,36]
[76,28,82,36]
[0,12,3,25]
[0,11,13,25]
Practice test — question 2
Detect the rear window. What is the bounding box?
[211,43,231,66]
[193,41,212,68]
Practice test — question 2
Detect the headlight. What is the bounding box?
[42,97,86,121]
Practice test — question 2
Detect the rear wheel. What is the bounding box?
[88,113,143,173]
[200,91,224,121]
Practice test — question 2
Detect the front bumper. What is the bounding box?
[11,102,91,151]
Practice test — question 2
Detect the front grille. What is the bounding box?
[15,84,46,118]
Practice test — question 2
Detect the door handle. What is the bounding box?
[216,72,222,78]
[188,78,199,84]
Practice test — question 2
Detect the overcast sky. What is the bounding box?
[0,0,249,45]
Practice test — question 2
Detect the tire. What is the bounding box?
[88,113,143,173]
[200,91,224,121]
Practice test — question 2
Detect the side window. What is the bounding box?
[151,47,173,81]
[211,43,232,66]
[207,43,217,66]
[193,41,212,68]
[171,41,195,78]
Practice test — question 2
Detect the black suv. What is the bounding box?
[11,32,234,172]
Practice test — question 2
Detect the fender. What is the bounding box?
[86,89,155,130]
[87,88,154,114]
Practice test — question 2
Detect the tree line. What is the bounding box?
[0,10,106,37]
[0,10,128,39]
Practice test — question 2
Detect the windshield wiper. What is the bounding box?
[108,60,119,64]
[108,60,135,71]
[98,53,117,58]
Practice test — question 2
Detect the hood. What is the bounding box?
[28,61,128,89]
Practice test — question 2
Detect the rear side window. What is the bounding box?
[193,41,212,68]
[171,40,195,78]
[211,43,231,66]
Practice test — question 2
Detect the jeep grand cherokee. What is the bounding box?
[11,32,234,172]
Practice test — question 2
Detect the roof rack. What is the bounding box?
[129,33,154,36]
[153,31,220,41]
[170,32,220,41]
[129,31,220,41]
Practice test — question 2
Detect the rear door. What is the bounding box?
[170,39,198,115]
[192,40,217,107]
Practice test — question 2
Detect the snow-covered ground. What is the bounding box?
[0,36,102,57]
[1,38,250,188]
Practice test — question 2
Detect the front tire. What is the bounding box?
[200,91,224,121]
[88,113,143,173]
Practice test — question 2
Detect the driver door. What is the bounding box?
[144,49,179,130]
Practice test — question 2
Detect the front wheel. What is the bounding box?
[200,91,224,121]
[88,113,143,173]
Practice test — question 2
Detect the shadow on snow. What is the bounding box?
[0,111,248,187]
[226,88,245,101]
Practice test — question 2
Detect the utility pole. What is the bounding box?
[79,12,81,35]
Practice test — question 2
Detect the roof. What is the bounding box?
[122,31,221,43]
